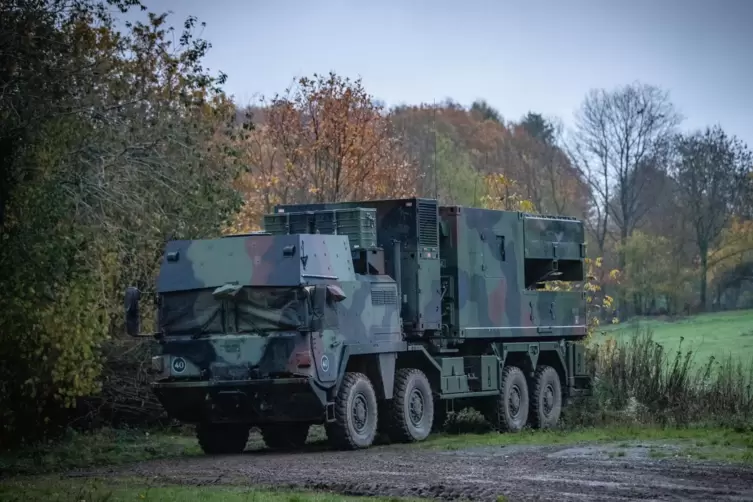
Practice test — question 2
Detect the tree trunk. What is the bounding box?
[699,248,708,312]
[618,228,628,320]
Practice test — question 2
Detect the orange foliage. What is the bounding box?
[388,102,590,217]
[479,173,536,212]
[228,73,418,232]
[708,217,753,283]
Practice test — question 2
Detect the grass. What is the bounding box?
[7,422,751,478]
[645,437,753,464]
[423,423,753,458]
[0,477,422,502]
[596,309,753,365]
[0,425,338,478]
[0,427,202,477]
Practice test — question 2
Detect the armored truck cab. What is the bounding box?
[124,198,592,454]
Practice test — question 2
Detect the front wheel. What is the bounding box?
[387,368,434,442]
[326,372,378,450]
[196,422,250,455]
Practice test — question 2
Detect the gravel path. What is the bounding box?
[71,438,753,502]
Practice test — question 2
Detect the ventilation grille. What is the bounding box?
[371,287,397,306]
[417,200,438,247]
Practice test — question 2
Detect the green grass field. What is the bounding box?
[595,309,753,365]
[0,478,422,502]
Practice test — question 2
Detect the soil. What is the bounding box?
[70,435,753,502]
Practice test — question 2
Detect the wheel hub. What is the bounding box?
[543,384,554,415]
[352,393,368,432]
[409,388,425,426]
[509,385,521,417]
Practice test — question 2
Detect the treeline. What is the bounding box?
[1,0,752,447]
[235,76,753,319]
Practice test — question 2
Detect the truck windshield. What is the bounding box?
[159,286,306,336]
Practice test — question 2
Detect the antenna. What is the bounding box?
[433,100,438,200]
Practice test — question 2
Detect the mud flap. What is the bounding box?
[325,402,336,423]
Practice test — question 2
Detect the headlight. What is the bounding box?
[150,355,165,374]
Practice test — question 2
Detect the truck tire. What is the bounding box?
[196,422,250,455]
[387,368,434,442]
[326,372,378,450]
[530,365,562,429]
[484,365,529,433]
[260,423,310,451]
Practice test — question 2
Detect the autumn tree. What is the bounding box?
[520,112,556,146]
[230,73,418,230]
[470,99,503,124]
[388,102,591,219]
[479,173,535,212]
[671,126,753,310]
[568,82,681,260]
[567,82,681,319]
[708,219,753,309]
[390,102,489,203]
[433,130,483,205]
[621,231,694,315]
[508,118,590,218]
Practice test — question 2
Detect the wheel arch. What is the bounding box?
[339,351,399,400]
[395,347,442,397]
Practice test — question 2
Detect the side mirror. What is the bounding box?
[125,286,141,337]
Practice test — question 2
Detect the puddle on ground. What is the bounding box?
[548,441,686,461]
[517,474,626,488]
[438,444,544,457]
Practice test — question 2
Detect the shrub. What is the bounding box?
[583,327,753,427]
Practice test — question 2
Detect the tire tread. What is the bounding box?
[326,371,377,450]
[388,368,433,442]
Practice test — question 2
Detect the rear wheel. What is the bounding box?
[387,368,434,442]
[484,365,529,433]
[260,423,310,451]
[196,422,250,455]
[326,372,378,450]
[530,365,562,429]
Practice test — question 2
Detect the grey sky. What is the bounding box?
[134,0,753,145]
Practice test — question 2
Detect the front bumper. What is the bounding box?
[151,377,325,425]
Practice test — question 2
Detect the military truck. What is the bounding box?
[124,197,591,454]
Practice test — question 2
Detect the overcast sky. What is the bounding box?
[129,0,753,145]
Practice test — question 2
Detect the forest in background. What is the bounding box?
[1,0,752,447]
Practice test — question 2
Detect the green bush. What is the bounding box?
[0,0,242,448]
[581,327,753,427]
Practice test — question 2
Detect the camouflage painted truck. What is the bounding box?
[124,197,592,454]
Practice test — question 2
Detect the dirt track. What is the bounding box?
[70,434,753,502]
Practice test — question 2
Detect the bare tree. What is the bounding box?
[671,126,753,311]
[567,82,681,275]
